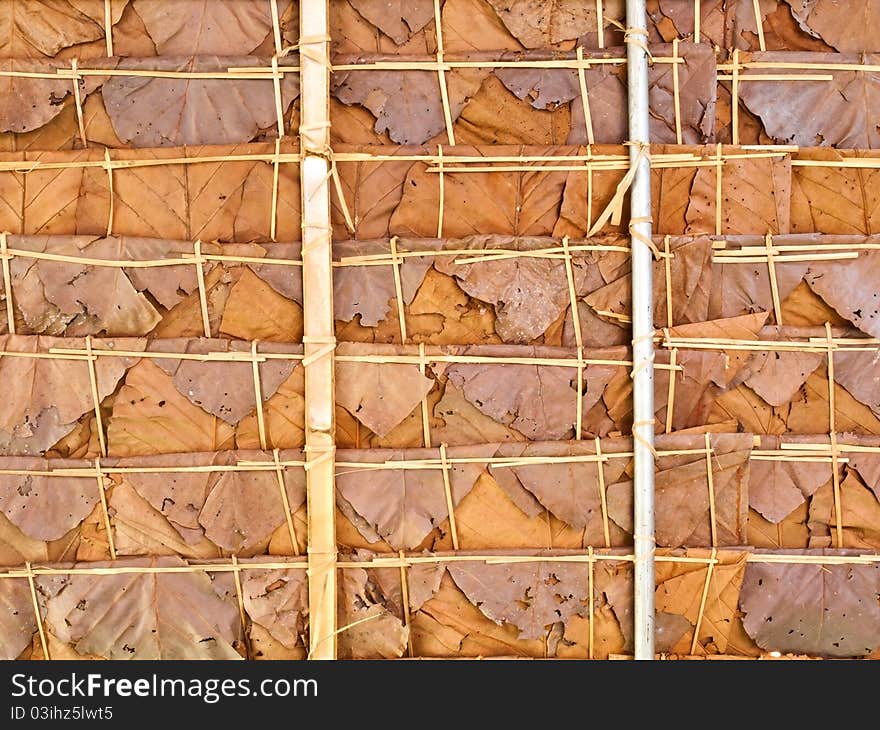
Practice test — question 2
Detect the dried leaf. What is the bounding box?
[131,0,291,55]
[337,567,408,659]
[655,549,748,655]
[740,551,880,657]
[0,457,99,541]
[337,446,494,549]
[738,51,880,148]
[0,335,143,455]
[742,350,825,406]
[335,343,434,436]
[805,250,880,338]
[102,56,299,148]
[0,578,36,660]
[242,567,307,649]
[148,339,299,424]
[485,0,622,47]
[785,0,880,53]
[349,0,435,45]
[199,463,305,552]
[39,556,241,659]
[749,445,836,523]
[332,66,487,145]
[0,1,109,57]
[433,241,586,343]
[445,345,624,440]
[447,556,590,639]
[390,145,571,238]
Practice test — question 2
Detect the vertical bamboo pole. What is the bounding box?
[625,0,656,661]
[300,0,337,660]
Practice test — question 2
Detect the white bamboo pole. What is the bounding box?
[300,1,337,660]
[625,0,656,661]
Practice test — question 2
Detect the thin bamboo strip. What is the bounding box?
[231,555,249,655]
[0,152,301,174]
[436,145,445,237]
[330,57,684,72]
[663,235,673,328]
[596,0,604,48]
[433,0,455,145]
[399,550,414,657]
[71,59,87,148]
[752,0,766,52]
[693,0,700,41]
[275,447,300,556]
[576,47,595,145]
[94,458,116,559]
[103,148,115,236]
[270,0,283,56]
[418,343,432,448]
[25,562,49,660]
[389,236,408,341]
[587,545,595,658]
[765,232,783,324]
[672,39,682,145]
[251,341,269,450]
[717,73,833,81]
[3,551,880,581]
[193,239,212,338]
[714,143,723,235]
[439,444,459,550]
[0,66,300,82]
[84,336,108,458]
[0,232,14,334]
[689,547,716,655]
[271,139,282,240]
[0,561,309,579]
[595,438,611,548]
[665,346,677,433]
[103,0,113,57]
[704,434,717,548]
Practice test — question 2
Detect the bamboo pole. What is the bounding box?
[625,0,656,662]
[300,0,337,660]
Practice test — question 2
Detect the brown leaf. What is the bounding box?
[337,567,408,659]
[740,551,880,657]
[433,239,586,343]
[790,149,880,235]
[738,51,880,148]
[0,578,36,660]
[349,0,435,44]
[10,235,168,336]
[389,145,571,238]
[242,567,307,649]
[749,443,836,523]
[453,74,572,145]
[199,461,305,552]
[333,240,437,326]
[0,457,99,541]
[0,1,110,57]
[608,434,753,547]
[0,59,101,133]
[131,0,291,55]
[686,147,791,235]
[785,0,880,53]
[0,335,143,455]
[655,548,748,655]
[806,250,880,338]
[445,345,624,440]
[490,440,629,531]
[38,556,241,659]
[742,349,825,406]
[332,66,487,145]
[335,343,434,436]
[337,445,494,550]
[447,555,591,639]
[485,0,622,47]
[102,56,299,148]
[148,339,300,424]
